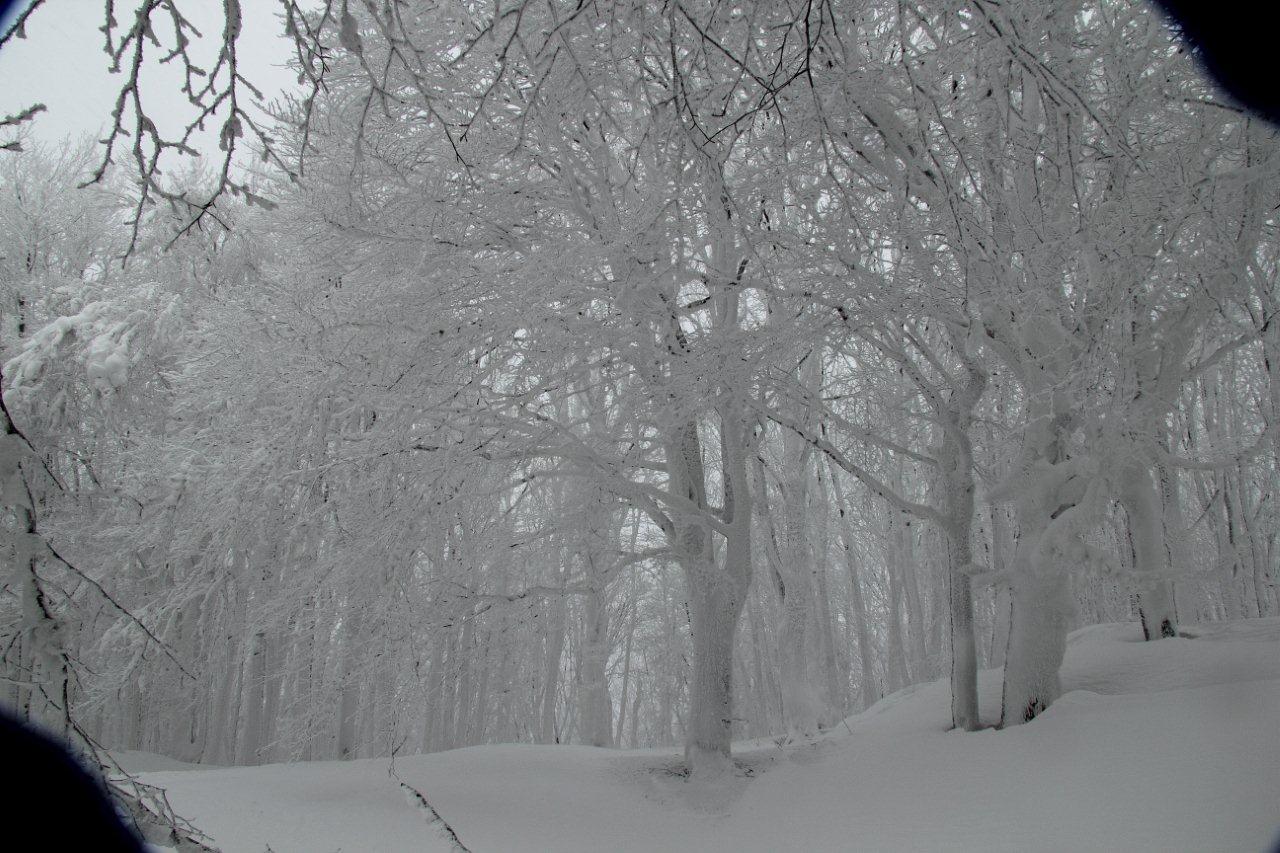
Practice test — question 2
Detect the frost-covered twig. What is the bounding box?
[0,0,44,49]
[77,0,288,257]
[0,104,47,151]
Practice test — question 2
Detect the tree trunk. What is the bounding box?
[987,510,1012,669]
[1121,464,1178,640]
[539,592,566,744]
[578,585,612,747]
[941,436,981,731]
[945,518,978,731]
[885,532,911,693]
[237,629,267,764]
[682,566,746,775]
[671,404,753,777]
[335,594,366,759]
[830,466,878,710]
[1000,566,1069,726]
[613,578,637,747]
[1000,470,1072,727]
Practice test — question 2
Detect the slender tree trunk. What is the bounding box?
[578,584,612,747]
[885,530,911,693]
[452,619,475,748]
[988,510,1012,669]
[613,581,636,747]
[237,629,267,764]
[422,633,447,753]
[900,521,928,681]
[830,466,878,710]
[434,632,457,751]
[946,526,979,730]
[809,468,843,721]
[539,593,566,744]
[470,632,490,746]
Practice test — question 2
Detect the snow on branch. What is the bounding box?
[81,0,291,256]
[388,763,471,853]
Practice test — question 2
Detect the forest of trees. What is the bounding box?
[0,0,1276,801]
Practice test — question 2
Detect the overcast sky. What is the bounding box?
[1,1,298,163]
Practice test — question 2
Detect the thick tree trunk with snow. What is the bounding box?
[983,309,1086,728]
[1001,565,1070,726]
[999,464,1074,726]
[670,400,754,777]
[1121,464,1178,640]
[940,359,986,731]
[682,565,747,774]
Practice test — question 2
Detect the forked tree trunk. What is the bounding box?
[671,404,753,777]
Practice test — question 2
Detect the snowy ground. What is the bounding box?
[137,619,1280,852]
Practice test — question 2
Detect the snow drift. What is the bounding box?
[138,618,1280,852]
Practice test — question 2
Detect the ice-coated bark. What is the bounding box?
[683,565,747,775]
[998,432,1076,726]
[1000,565,1070,725]
[669,400,754,777]
[1120,464,1178,640]
[939,358,986,731]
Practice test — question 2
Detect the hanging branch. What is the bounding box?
[81,0,292,257]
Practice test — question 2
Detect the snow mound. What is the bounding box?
[141,619,1280,852]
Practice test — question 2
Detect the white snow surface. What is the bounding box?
[138,618,1280,852]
